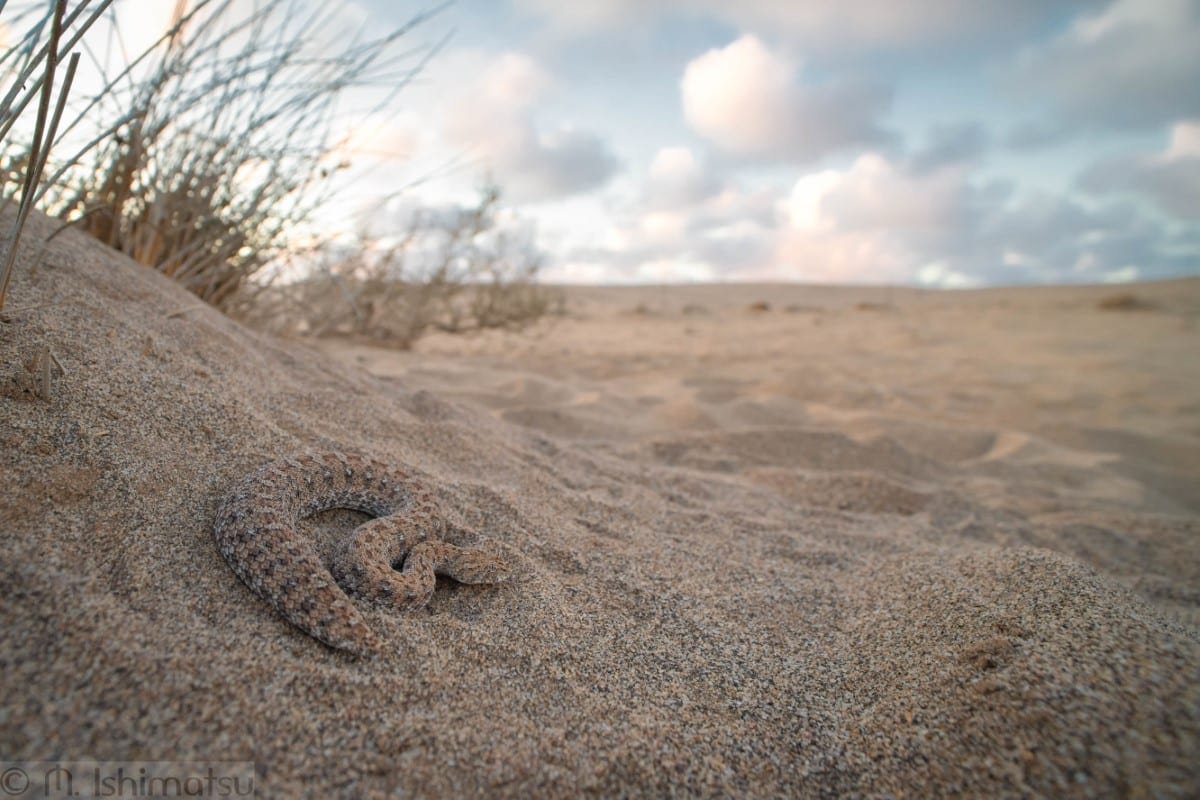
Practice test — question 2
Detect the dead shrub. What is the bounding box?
[1097,292,1155,312]
[230,184,563,348]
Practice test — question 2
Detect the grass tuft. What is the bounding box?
[3,1,559,347]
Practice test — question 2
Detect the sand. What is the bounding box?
[1,210,1198,797]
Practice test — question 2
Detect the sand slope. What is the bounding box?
[2,212,1198,797]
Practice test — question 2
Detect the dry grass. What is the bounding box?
[31,0,444,309]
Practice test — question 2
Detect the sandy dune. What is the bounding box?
[2,212,1198,797]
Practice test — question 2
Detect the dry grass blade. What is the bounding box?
[23,341,65,399]
[1,0,109,315]
[1,0,64,313]
[0,0,114,144]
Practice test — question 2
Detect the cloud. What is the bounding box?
[711,1,1089,52]
[545,147,1195,286]
[510,0,645,34]
[776,152,1195,286]
[676,152,1191,285]
[681,36,891,162]
[608,183,779,279]
[909,122,989,173]
[515,0,1088,52]
[1079,120,1200,219]
[1009,0,1200,132]
[503,126,621,199]
[776,155,984,283]
[1004,120,1076,150]
[549,152,778,282]
[788,155,980,236]
[644,147,722,208]
[442,52,619,200]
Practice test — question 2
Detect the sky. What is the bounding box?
[47,0,1200,286]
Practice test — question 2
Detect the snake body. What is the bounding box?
[213,451,511,656]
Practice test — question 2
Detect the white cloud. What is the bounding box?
[681,36,890,162]
[775,155,974,283]
[1079,120,1200,219]
[917,261,982,288]
[1009,0,1200,131]
[1164,120,1200,160]
[790,154,974,234]
[772,221,916,283]
[442,52,619,200]
[772,153,1189,285]
[644,147,721,208]
[550,154,778,282]
[543,146,1192,286]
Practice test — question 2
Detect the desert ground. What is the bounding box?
[2,212,1198,797]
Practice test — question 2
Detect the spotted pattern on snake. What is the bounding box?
[213,451,512,656]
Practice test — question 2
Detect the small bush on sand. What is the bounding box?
[229,184,563,349]
[1097,292,1155,312]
